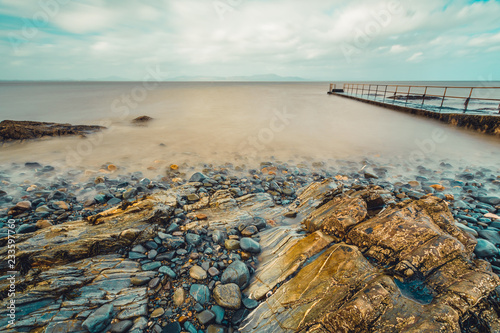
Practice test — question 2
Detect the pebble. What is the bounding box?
[173,287,185,307]
[196,309,216,325]
[240,237,261,253]
[224,239,240,250]
[150,307,164,318]
[190,265,208,280]
[190,284,210,305]
[213,283,242,309]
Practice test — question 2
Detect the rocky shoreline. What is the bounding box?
[0,159,499,332]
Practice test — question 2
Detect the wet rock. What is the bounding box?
[478,196,500,206]
[0,120,105,142]
[196,309,216,325]
[224,239,240,250]
[213,283,242,309]
[132,115,153,124]
[475,239,499,257]
[110,319,133,333]
[173,287,186,307]
[221,260,250,289]
[240,237,261,253]
[151,307,165,318]
[190,284,210,305]
[162,321,182,333]
[189,172,209,183]
[190,265,207,280]
[211,305,225,324]
[82,303,114,333]
[207,325,227,333]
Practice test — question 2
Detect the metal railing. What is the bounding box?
[332,83,500,115]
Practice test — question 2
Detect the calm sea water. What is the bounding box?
[0,81,499,176]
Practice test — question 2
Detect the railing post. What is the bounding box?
[439,87,448,112]
[367,85,371,99]
[330,83,333,92]
[383,85,387,103]
[356,84,359,96]
[464,87,473,113]
[405,86,411,106]
[421,86,428,108]
[393,86,398,104]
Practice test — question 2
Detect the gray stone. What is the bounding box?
[110,319,133,333]
[213,283,241,309]
[478,196,500,206]
[196,309,215,325]
[162,321,182,333]
[190,284,210,305]
[474,239,499,257]
[159,266,177,278]
[221,260,250,289]
[242,297,259,309]
[186,233,201,246]
[184,321,197,333]
[240,237,261,253]
[128,251,147,260]
[131,244,147,253]
[190,172,208,182]
[141,261,161,271]
[82,303,113,333]
[211,305,225,324]
[208,267,220,276]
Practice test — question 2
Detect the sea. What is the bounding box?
[0,81,499,177]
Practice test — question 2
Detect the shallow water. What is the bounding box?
[1,82,499,177]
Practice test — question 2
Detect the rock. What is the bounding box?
[241,225,258,237]
[132,115,153,124]
[162,321,182,333]
[246,230,333,300]
[478,196,500,206]
[284,211,297,218]
[485,213,500,220]
[211,305,225,324]
[82,303,114,333]
[478,229,500,246]
[141,261,161,271]
[207,325,227,333]
[173,287,186,307]
[221,260,250,289]
[189,172,208,183]
[184,321,197,333]
[162,235,185,249]
[208,267,220,277]
[213,283,242,310]
[187,193,200,201]
[190,284,210,305]
[240,237,261,253]
[151,307,165,318]
[186,233,201,246]
[242,297,259,309]
[0,120,105,142]
[110,320,133,333]
[196,309,215,325]
[35,220,53,229]
[159,266,177,278]
[15,200,32,210]
[190,265,207,280]
[454,222,478,237]
[224,239,240,251]
[475,239,499,257]
[131,276,150,286]
[17,223,38,234]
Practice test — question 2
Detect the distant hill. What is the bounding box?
[168,74,307,82]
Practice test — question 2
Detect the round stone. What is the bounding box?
[240,238,261,254]
[150,307,164,318]
[213,283,242,310]
[190,265,207,280]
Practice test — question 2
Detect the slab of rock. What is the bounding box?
[0,120,105,142]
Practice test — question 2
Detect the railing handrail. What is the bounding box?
[331,82,500,114]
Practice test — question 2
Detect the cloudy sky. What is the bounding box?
[0,0,499,81]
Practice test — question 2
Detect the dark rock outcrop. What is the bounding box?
[0,120,105,142]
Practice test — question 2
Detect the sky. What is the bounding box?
[0,0,499,81]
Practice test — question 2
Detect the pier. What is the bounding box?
[329,83,500,136]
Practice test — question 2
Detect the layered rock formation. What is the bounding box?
[0,120,105,142]
[1,178,499,332]
[242,180,500,332]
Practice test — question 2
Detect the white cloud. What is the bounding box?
[407,52,423,62]
[0,0,499,80]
